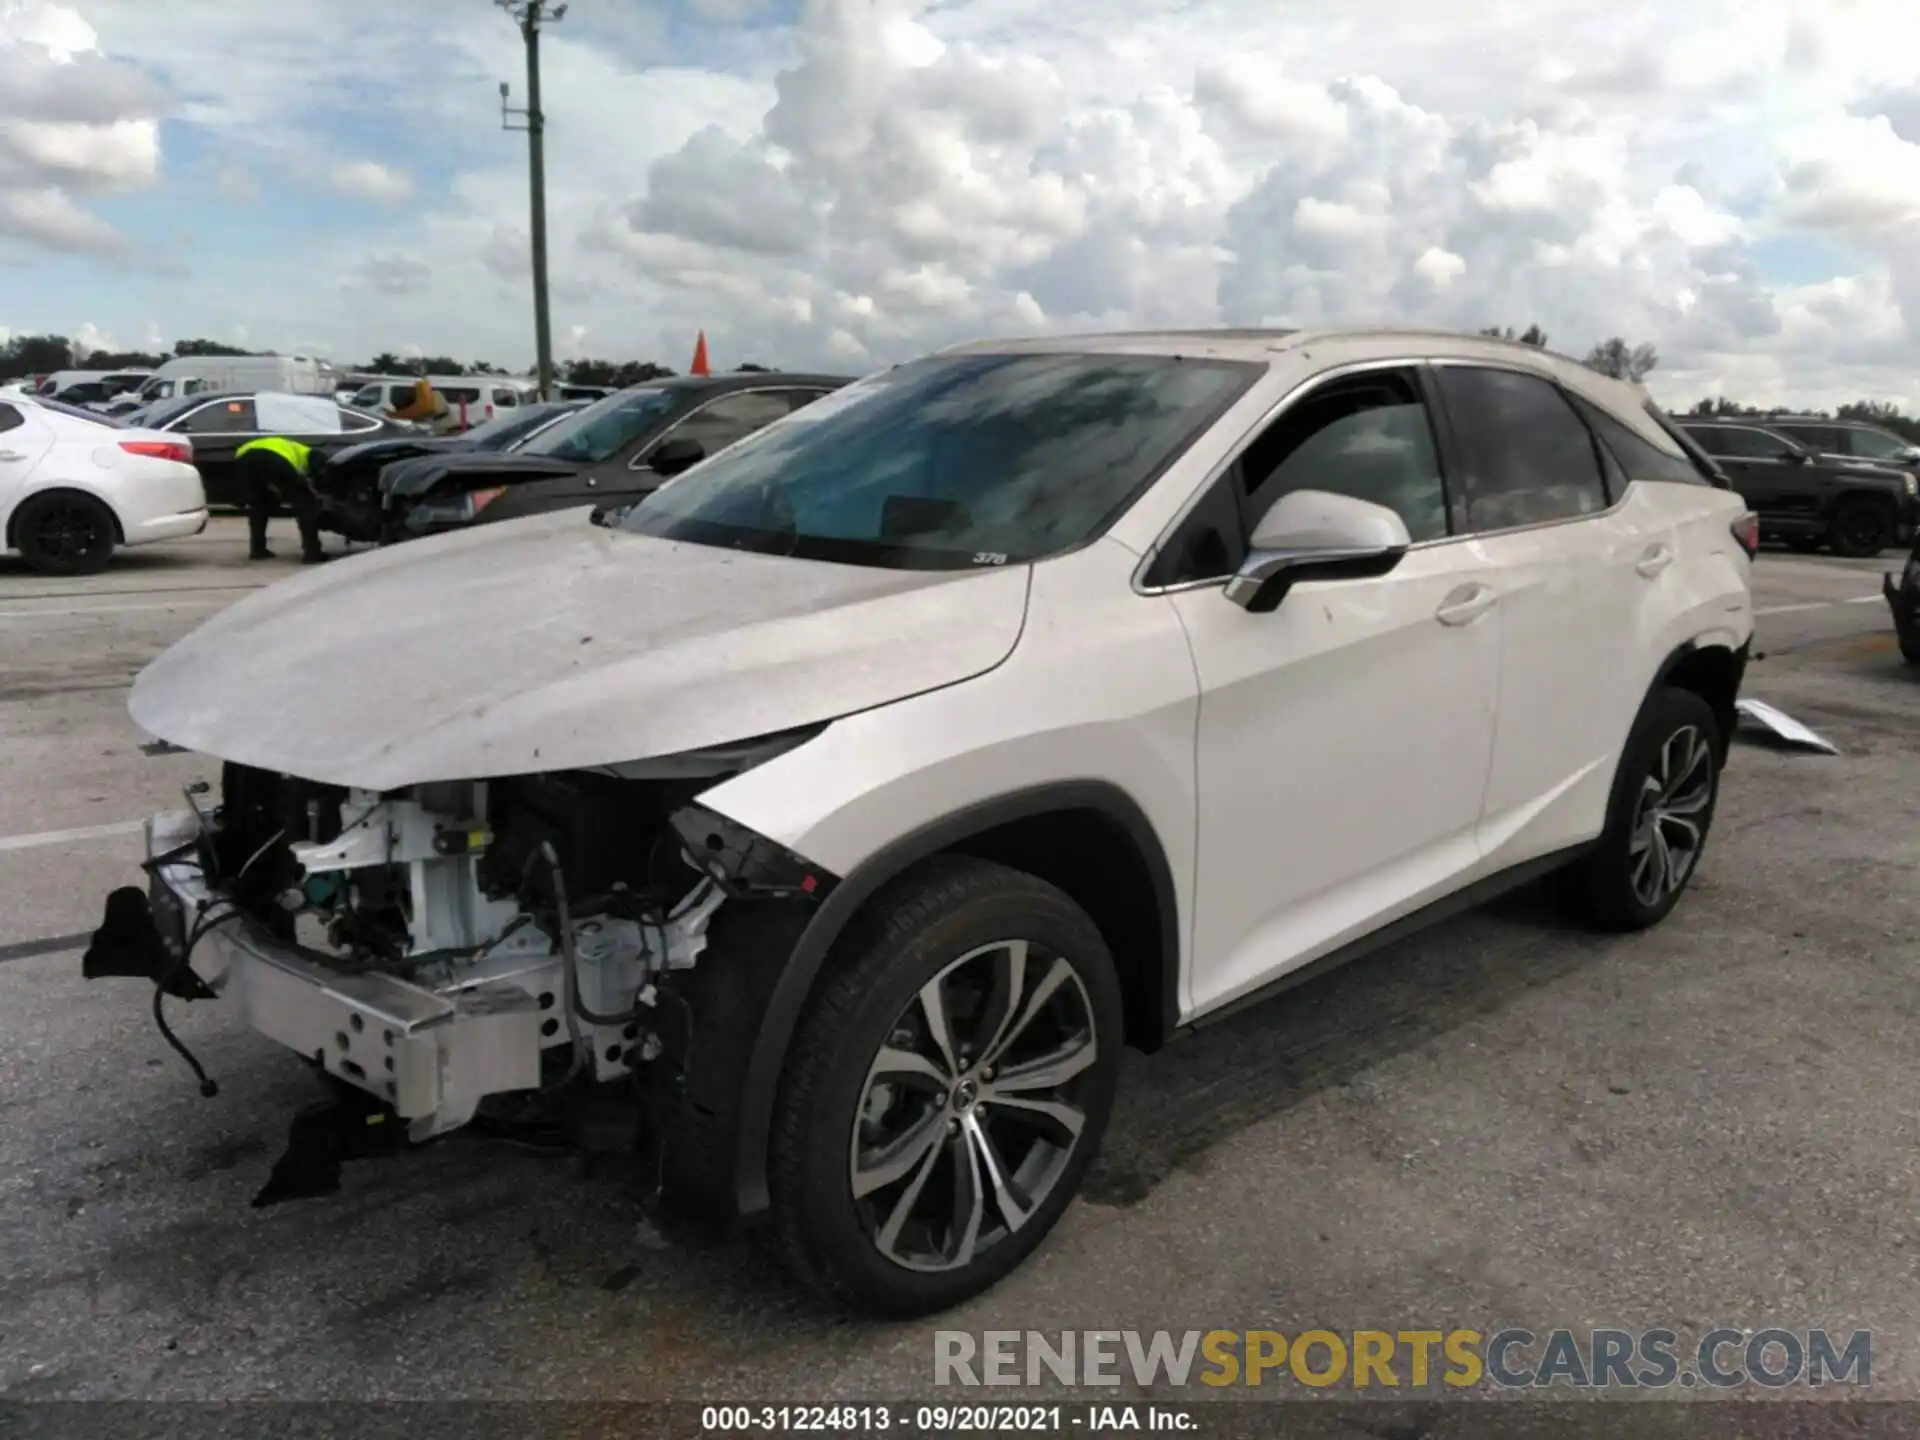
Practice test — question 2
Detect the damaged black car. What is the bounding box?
[378,373,852,540]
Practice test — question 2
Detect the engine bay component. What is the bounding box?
[287,788,519,956]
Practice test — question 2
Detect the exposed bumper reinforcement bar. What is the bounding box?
[134,809,557,1140]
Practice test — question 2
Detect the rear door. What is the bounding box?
[1427,362,1643,868]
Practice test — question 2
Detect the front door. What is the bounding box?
[1173,365,1502,1018]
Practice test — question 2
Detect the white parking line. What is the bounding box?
[1754,595,1885,616]
[0,598,227,619]
[0,819,144,854]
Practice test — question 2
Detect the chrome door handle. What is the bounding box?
[0,450,25,462]
[1635,543,1675,578]
[1436,583,1497,626]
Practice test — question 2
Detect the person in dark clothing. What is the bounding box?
[236,436,327,563]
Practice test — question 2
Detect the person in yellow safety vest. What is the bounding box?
[235,435,328,564]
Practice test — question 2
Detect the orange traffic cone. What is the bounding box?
[690,330,711,377]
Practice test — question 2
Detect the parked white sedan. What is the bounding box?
[1,394,208,575]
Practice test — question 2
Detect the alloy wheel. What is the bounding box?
[849,939,1098,1274]
[32,500,105,564]
[1628,724,1715,907]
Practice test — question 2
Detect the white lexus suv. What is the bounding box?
[86,328,1756,1316]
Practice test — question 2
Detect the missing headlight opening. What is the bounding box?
[95,752,835,1211]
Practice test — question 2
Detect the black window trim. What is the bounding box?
[1234,363,1456,544]
[1136,356,1440,594]
[1138,355,1561,595]
[1423,357,1630,538]
[1138,353,1649,595]
[1559,390,1707,493]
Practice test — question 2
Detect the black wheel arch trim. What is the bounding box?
[1645,634,1751,756]
[730,779,1181,1217]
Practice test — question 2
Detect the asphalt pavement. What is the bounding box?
[1,519,1915,1416]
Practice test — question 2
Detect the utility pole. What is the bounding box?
[498,1,566,400]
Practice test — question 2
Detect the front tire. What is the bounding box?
[13,491,117,576]
[769,857,1122,1317]
[1568,687,1722,932]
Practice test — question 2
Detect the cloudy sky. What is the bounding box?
[2,0,1918,408]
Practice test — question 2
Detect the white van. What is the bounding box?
[129,355,333,408]
[344,375,535,431]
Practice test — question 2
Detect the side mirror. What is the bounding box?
[1224,490,1411,614]
[644,434,705,476]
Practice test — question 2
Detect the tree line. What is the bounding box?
[1478,325,1660,384]
[0,333,776,387]
[1478,323,1920,441]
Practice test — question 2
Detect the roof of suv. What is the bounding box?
[617,372,856,393]
[936,325,1618,362]
[938,325,1662,420]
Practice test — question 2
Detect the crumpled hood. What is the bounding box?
[130,510,1031,790]
[381,450,580,502]
[328,436,471,471]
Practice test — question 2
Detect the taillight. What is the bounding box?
[468,485,508,515]
[120,440,193,466]
[1730,511,1760,558]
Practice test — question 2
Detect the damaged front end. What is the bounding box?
[84,735,834,1204]
[1887,545,1920,664]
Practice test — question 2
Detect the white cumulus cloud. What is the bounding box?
[329,160,414,205]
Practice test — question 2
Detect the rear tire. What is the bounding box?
[13,491,117,576]
[1829,499,1893,558]
[769,856,1122,1318]
[1567,687,1722,932]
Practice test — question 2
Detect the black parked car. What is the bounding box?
[1678,418,1920,557]
[313,400,587,542]
[386,372,853,540]
[137,391,415,508]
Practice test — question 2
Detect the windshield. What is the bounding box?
[520,387,681,463]
[463,402,577,449]
[622,353,1259,570]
